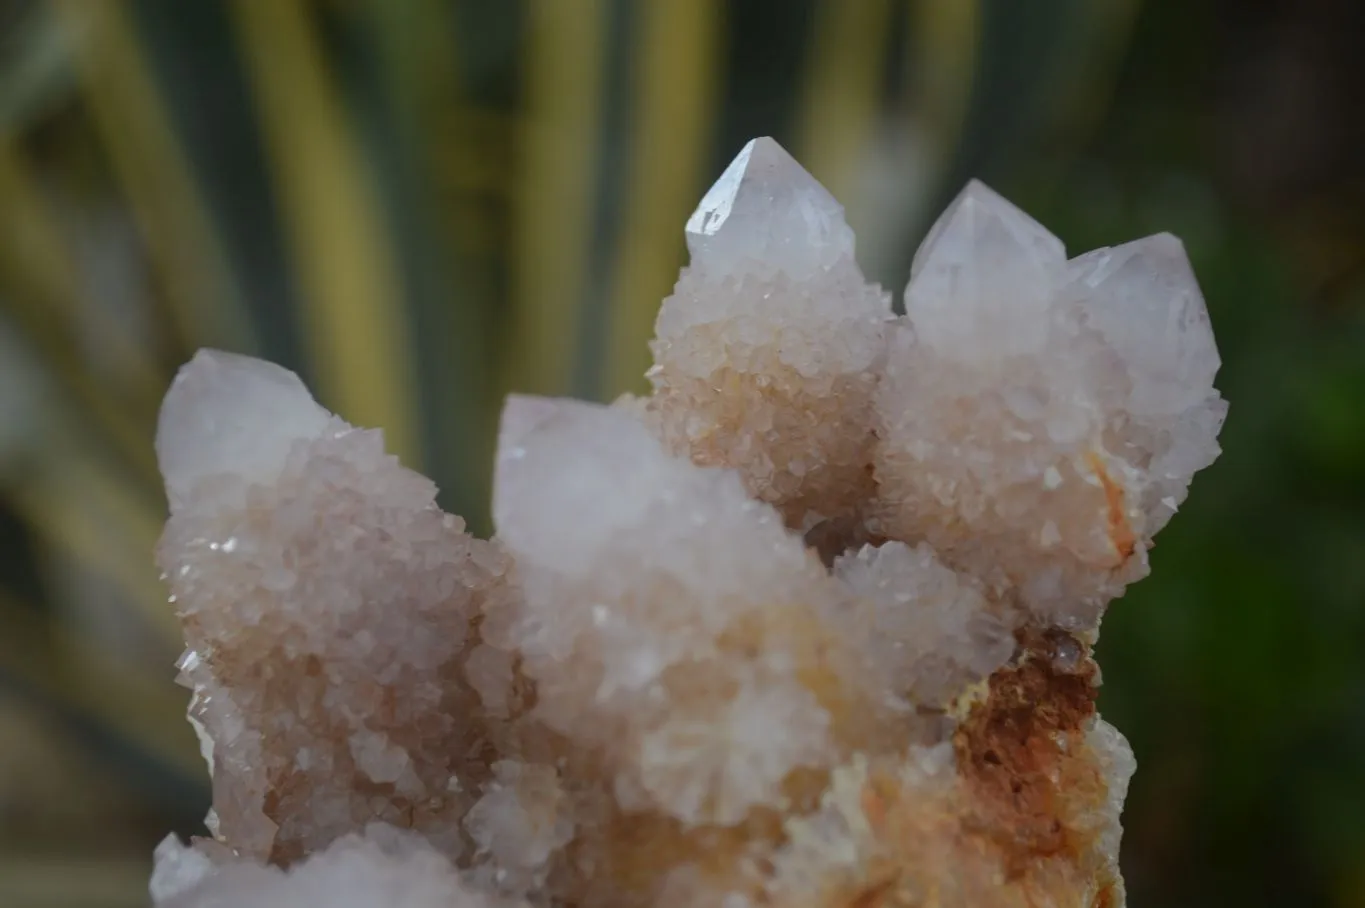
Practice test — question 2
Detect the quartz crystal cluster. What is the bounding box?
[150,138,1226,908]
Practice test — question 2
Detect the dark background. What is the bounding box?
[0,1,1361,905]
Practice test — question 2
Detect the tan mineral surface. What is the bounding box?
[149,138,1225,907]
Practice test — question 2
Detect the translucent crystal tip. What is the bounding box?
[684,137,853,270]
[911,179,1066,280]
[156,349,333,511]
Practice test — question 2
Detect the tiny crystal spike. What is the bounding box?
[684,136,855,276]
[156,349,332,512]
[905,179,1067,360]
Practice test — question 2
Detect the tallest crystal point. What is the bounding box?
[684,137,854,273]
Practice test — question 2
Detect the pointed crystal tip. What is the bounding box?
[903,180,1067,359]
[684,137,854,273]
[1070,232,1221,414]
[156,349,333,511]
[686,138,795,239]
[911,179,1065,279]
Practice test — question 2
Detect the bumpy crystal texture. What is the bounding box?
[156,351,516,865]
[491,398,882,822]
[877,184,1226,627]
[151,138,1224,908]
[646,137,892,551]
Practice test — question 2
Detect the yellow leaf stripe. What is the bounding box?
[603,0,722,398]
[230,0,423,468]
[506,0,608,398]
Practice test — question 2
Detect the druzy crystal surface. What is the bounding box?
[150,137,1225,907]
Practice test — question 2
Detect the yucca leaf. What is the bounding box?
[0,0,76,138]
[1013,0,1144,194]
[504,0,608,399]
[52,0,259,356]
[794,0,896,222]
[128,0,308,370]
[0,137,162,487]
[601,0,722,399]
[229,0,423,469]
[0,587,197,782]
[355,0,499,526]
[9,446,176,644]
[910,0,981,177]
[0,140,160,403]
[924,0,1143,217]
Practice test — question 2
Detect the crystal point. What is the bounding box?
[684,136,854,273]
[911,179,1064,278]
[155,349,333,512]
[1070,232,1221,415]
[905,179,1066,360]
[650,138,887,538]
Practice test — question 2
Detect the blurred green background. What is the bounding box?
[0,0,1361,905]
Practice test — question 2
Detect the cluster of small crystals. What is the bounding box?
[639,140,892,548]
[874,189,1227,627]
[154,353,517,866]
[150,137,1224,907]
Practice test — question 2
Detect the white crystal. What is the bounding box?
[835,542,1014,705]
[649,138,890,537]
[495,394,568,465]
[492,396,817,621]
[1086,719,1138,860]
[911,180,1064,278]
[635,679,830,825]
[1069,233,1220,417]
[877,183,1225,622]
[684,136,854,277]
[493,398,697,578]
[155,349,333,513]
[156,351,514,862]
[905,180,1066,361]
[150,835,216,903]
[349,730,412,784]
[492,395,612,558]
[488,397,857,824]
[154,825,500,908]
[464,761,574,888]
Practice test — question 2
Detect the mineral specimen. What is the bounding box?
[644,138,890,552]
[151,137,1225,907]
